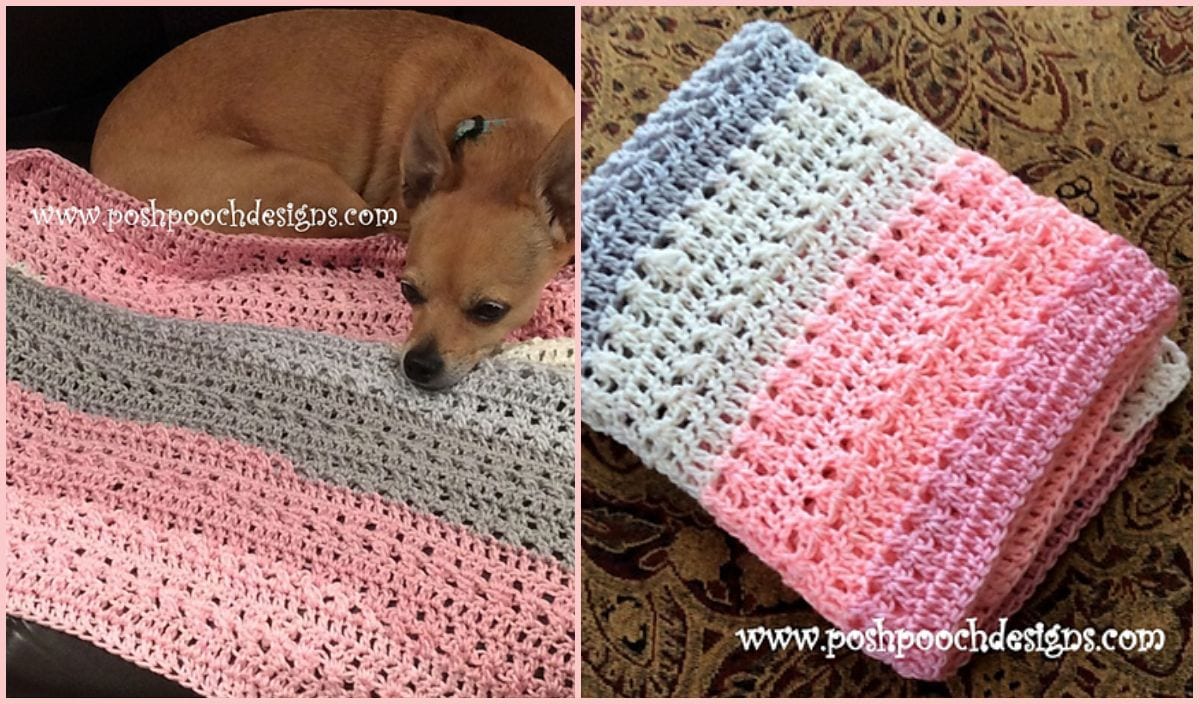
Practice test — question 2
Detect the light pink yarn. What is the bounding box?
[701,151,1181,679]
[5,148,575,342]
[7,383,575,697]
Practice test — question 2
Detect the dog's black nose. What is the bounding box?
[403,343,444,386]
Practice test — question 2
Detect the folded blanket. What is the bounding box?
[581,21,1190,680]
[6,148,575,342]
[6,149,577,696]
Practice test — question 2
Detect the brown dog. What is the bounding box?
[91,9,574,389]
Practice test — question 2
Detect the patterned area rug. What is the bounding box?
[580,6,1192,697]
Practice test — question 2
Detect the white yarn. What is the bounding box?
[583,59,956,498]
[499,337,575,371]
[1109,338,1191,441]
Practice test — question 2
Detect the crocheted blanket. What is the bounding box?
[6,149,575,341]
[580,21,1190,681]
[6,150,576,697]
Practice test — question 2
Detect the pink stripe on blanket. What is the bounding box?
[6,383,575,698]
[939,419,1158,675]
[700,150,1179,679]
[942,316,1166,633]
[5,149,574,341]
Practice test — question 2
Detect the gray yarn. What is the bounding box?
[6,270,574,564]
[579,21,817,350]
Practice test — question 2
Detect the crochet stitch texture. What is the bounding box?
[581,21,1190,680]
[6,149,575,342]
[8,272,575,564]
[6,151,577,696]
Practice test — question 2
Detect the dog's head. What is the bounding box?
[397,112,573,390]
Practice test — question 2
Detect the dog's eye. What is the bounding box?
[400,280,425,305]
[468,300,509,324]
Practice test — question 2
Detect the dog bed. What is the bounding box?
[580,21,1190,680]
[5,150,576,697]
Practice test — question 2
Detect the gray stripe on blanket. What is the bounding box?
[5,270,574,564]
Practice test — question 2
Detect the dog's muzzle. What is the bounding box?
[402,340,445,388]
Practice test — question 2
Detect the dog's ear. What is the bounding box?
[530,118,574,245]
[401,111,452,210]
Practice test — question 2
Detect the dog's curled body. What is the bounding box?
[93,9,576,387]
